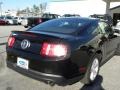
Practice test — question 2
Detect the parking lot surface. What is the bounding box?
[0,26,120,90]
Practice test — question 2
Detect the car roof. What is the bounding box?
[57,17,99,22]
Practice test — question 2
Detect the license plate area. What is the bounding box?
[17,57,29,70]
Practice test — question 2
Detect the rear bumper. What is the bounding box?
[7,61,83,86]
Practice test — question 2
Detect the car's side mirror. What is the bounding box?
[114,29,120,33]
[105,26,112,33]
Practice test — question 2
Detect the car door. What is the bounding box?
[99,22,118,60]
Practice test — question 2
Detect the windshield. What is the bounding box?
[21,17,25,19]
[14,17,18,19]
[6,16,13,19]
[0,16,4,19]
[29,18,92,35]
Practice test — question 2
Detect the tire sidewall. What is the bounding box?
[81,54,101,84]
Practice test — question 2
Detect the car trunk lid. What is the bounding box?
[9,31,72,55]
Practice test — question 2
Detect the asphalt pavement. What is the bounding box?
[0,26,120,90]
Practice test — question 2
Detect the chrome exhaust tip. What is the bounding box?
[47,81,55,86]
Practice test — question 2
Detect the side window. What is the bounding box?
[86,23,98,34]
[92,26,101,35]
[77,24,98,35]
[98,22,106,34]
[87,25,96,34]
[99,22,113,35]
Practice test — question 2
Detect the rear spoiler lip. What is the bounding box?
[10,31,63,40]
[11,31,41,35]
[11,31,38,37]
[10,31,75,42]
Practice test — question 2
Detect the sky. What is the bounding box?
[0,0,120,11]
[0,0,49,10]
[47,0,120,16]
[0,0,120,16]
[47,0,106,16]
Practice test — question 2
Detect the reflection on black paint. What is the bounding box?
[80,75,105,90]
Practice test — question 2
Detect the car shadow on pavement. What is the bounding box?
[0,51,7,75]
[80,75,105,90]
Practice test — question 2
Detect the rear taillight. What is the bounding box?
[40,42,67,57]
[8,37,15,48]
[38,19,42,23]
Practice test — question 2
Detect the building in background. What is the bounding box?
[2,10,17,17]
[110,5,120,25]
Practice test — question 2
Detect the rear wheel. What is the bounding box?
[81,54,101,84]
[24,25,28,28]
[90,58,99,81]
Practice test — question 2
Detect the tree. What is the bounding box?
[39,3,47,15]
[25,7,31,16]
[17,3,48,17]
[31,4,40,16]
[26,7,30,13]
[16,9,21,16]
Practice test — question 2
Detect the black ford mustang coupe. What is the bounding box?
[6,18,120,86]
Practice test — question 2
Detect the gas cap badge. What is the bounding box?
[21,39,31,49]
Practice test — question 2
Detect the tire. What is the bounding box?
[24,25,28,28]
[81,54,101,84]
[18,23,21,25]
[6,21,10,25]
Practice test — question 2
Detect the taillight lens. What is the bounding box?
[40,42,67,57]
[38,19,42,23]
[8,37,15,48]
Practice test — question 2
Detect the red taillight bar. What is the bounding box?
[8,37,15,48]
[38,19,42,23]
[40,42,67,57]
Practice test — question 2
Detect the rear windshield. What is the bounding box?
[42,14,57,19]
[63,14,80,17]
[29,18,94,35]
[6,16,13,19]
